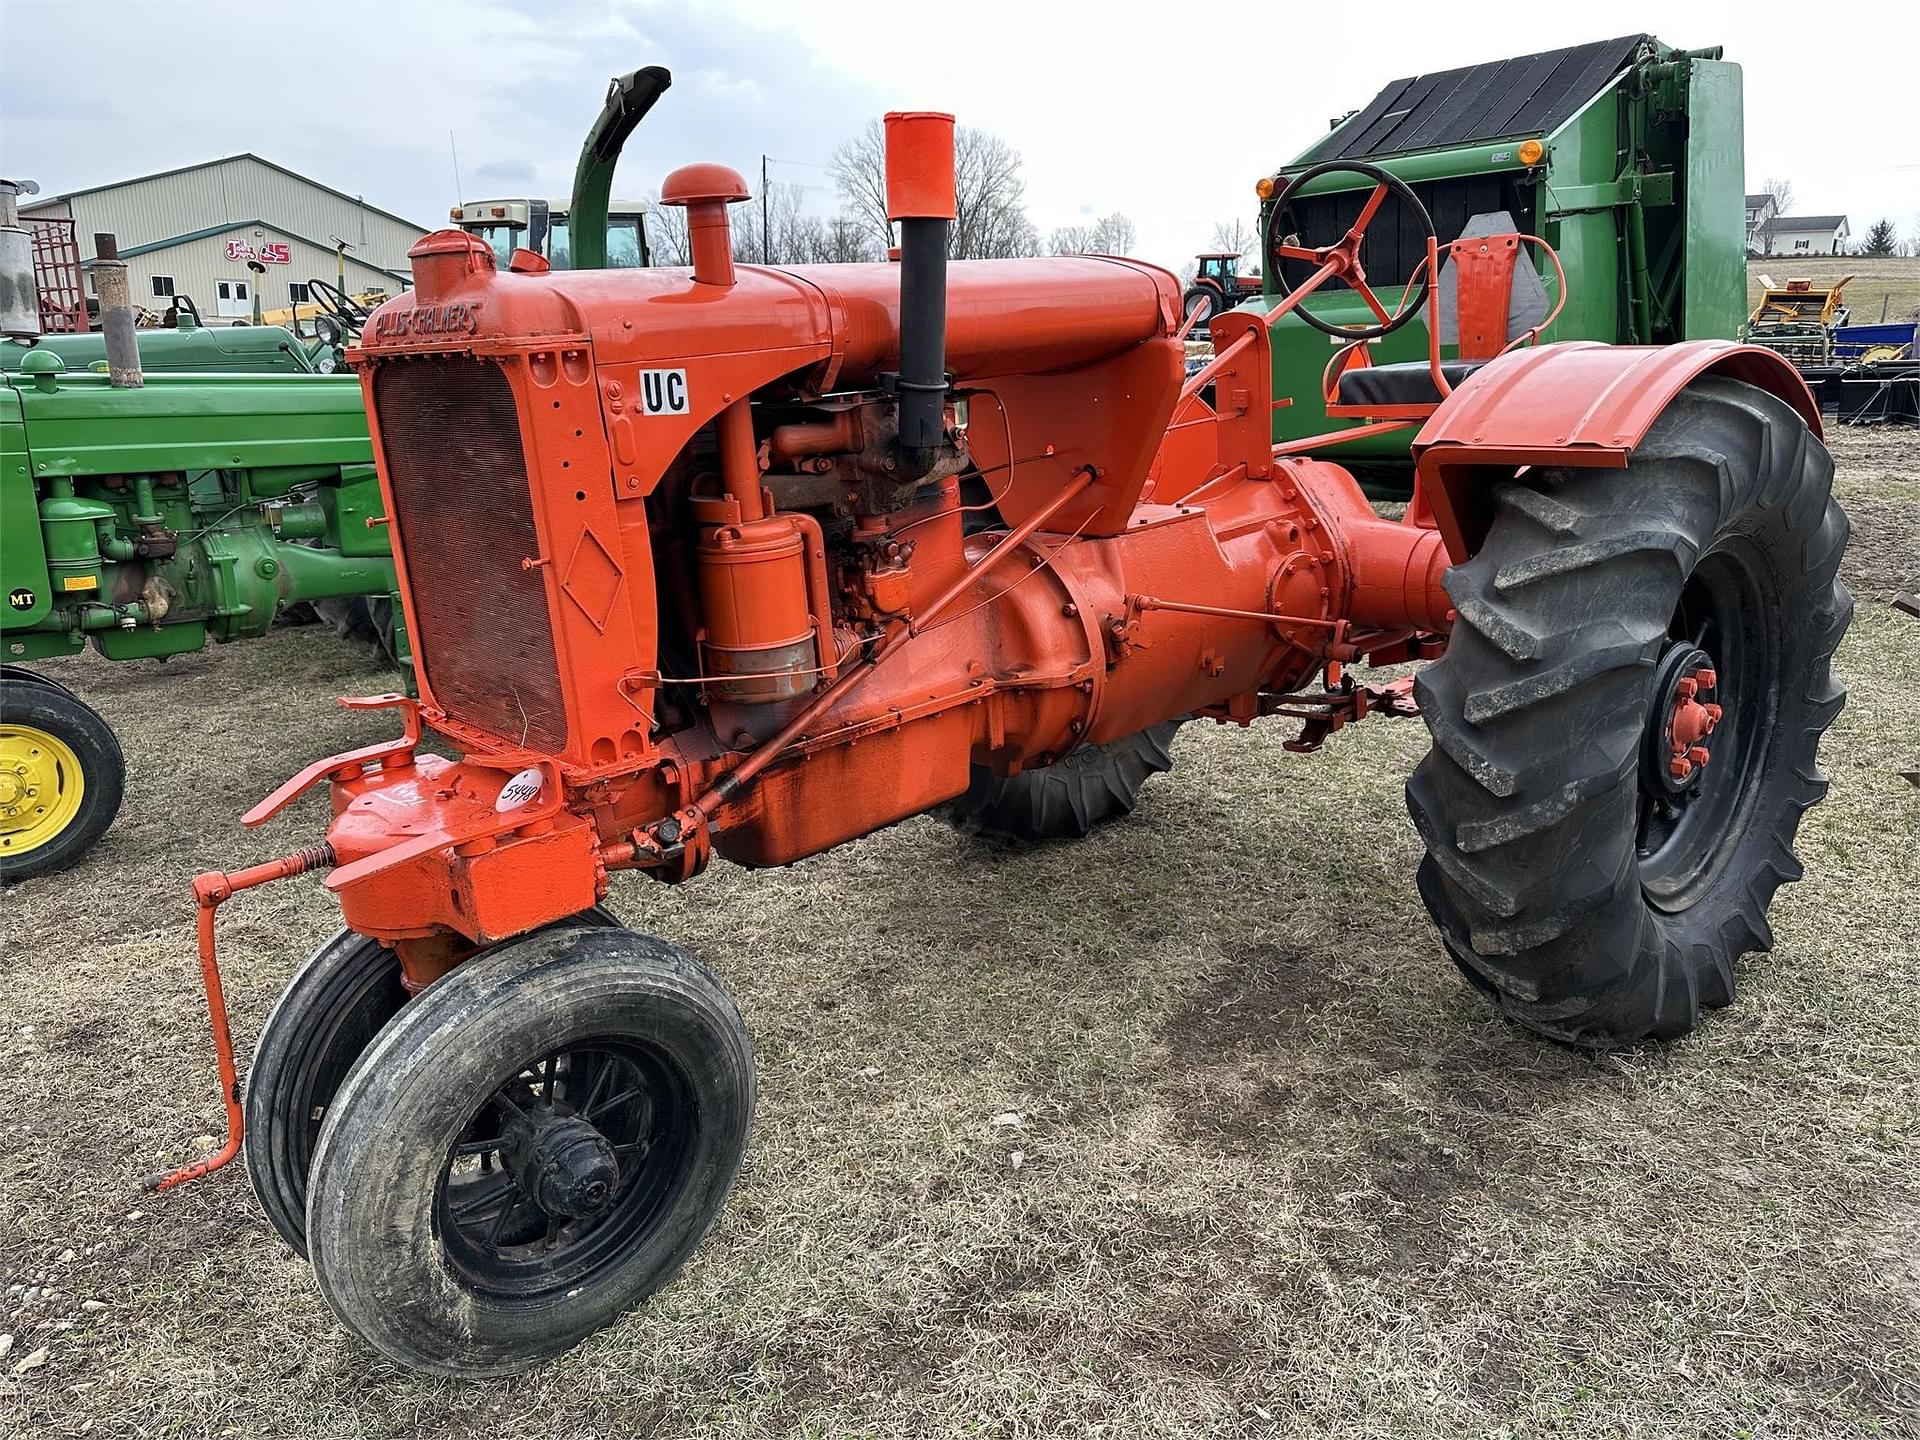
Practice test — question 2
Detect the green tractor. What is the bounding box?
[0,297,349,377]
[1233,35,1748,488]
[0,66,673,883]
[0,357,396,879]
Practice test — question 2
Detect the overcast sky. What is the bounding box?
[3,0,1915,270]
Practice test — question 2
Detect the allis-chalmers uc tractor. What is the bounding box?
[146,105,1850,1375]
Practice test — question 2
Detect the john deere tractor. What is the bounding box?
[0,68,678,882]
[0,357,396,880]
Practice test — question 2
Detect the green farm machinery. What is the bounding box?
[0,68,675,882]
[1235,35,1747,485]
[0,355,397,880]
[1,308,349,378]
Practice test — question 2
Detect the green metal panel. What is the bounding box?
[1537,81,1627,347]
[9,372,371,478]
[0,326,331,376]
[0,386,54,630]
[1682,60,1746,339]
[1283,143,1534,193]
[320,464,391,558]
[2,367,399,668]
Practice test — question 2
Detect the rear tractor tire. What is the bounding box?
[0,674,124,883]
[1407,378,1850,1044]
[306,922,755,1376]
[946,721,1182,846]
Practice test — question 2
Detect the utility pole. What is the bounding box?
[761,155,770,264]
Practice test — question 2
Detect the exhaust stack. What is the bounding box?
[91,233,143,389]
[882,112,956,479]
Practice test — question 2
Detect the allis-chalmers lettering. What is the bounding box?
[373,302,482,339]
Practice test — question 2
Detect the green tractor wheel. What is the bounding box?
[0,674,124,883]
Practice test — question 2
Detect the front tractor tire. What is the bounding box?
[946,721,1182,846]
[246,908,623,1256]
[1407,378,1851,1045]
[0,674,124,883]
[306,923,755,1376]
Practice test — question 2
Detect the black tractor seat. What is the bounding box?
[1335,358,1489,411]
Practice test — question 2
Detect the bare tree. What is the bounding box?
[833,119,1041,259]
[646,193,690,266]
[1049,223,1094,255]
[1758,177,1794,252]
[1207,217,1257,260]
[1049,213,1137,256]
[832,121,892,248]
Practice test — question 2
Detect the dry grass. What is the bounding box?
[1,432,1917,1439]
[1748,257,1920,326]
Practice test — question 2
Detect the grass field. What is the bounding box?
[1748,257,1920,326]
[1,431,1916,1438]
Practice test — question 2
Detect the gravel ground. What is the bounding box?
[0,428,1915,1439]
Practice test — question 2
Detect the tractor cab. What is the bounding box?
[450,197,655,270]
[1196,252,1245,287]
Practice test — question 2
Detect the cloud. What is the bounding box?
[3,0,1914,274]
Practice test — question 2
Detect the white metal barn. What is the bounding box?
[22,154,427,320]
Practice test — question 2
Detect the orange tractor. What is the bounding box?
[148,110,1850,1375]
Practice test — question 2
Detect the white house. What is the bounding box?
[1762,214,1850,257]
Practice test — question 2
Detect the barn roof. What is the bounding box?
[20,152,429,235]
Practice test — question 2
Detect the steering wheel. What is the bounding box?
[1263,160,1436,341]
[308,277,372,329]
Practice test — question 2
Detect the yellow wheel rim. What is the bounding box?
[0,723,86,858]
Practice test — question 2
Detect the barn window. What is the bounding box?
[150,275,175,297]
[288,281,312,304]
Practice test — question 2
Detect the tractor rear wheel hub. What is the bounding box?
[1644,644,1723,796]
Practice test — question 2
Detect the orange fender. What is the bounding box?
[1411,340,1821,560]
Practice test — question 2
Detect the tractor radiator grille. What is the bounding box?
[375,359,567,751]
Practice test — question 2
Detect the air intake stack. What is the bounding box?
[882,111,956,480]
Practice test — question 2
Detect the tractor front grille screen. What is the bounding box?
[375,359,568,751]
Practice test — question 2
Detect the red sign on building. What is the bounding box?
[225,239,292,264]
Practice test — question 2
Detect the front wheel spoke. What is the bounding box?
[586,1085,642,1120]
[581,1054,619,1113]
[484,1191,524,1246]
[449,1176,516,1219]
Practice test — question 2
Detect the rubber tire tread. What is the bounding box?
[244,907,618,1257]
[306,923,754,1376]
[1405,377,1850,1044]
[946,721,1181,846]
[0,678,124,883]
